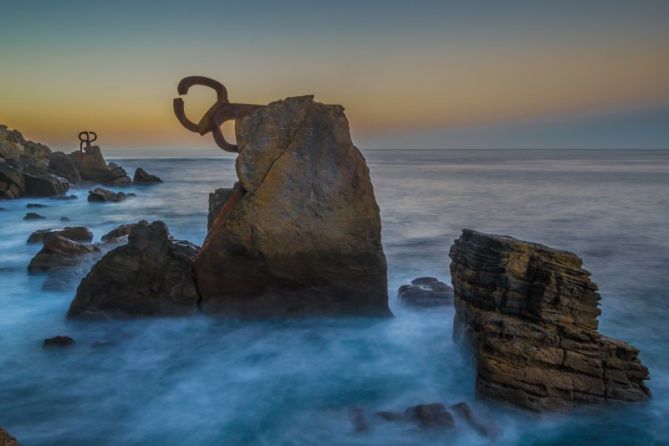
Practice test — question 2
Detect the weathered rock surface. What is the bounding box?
[133,167,162,184]
[450,229,651,411]
[105,162,132,186]
[207,187,235,231]
[27,227,93,244]
[398,276,454,307]
[48,152,81,184]
[0,162,25,199]
[23,212,45,220]
[100,223,138,242]
[43,336,75,348]
[88,187,134,203]
[68,220,200,318]
[22,167,69,197]
[27,236,99,273]
[0,427,20,446]
[194,96,389,316]
[68,146,111,183]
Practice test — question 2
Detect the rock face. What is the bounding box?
[0,162,25,199]
[22,167,69,197]
[133,167,162,184]
[398,277,454,307]
[88,187,134,203]
[28,236,100,273]
[68,221,200,318]
[450,229,651,411]
[0,427,20,446]
[27,227,93,244]
[48,152,81,184]
[194,96,389,316]
[207,187,235,231]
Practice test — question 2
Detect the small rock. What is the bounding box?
[403,403,455,429]
[27,227,93,244]
[100,222,139,242]
[42,336,75,348]
[87,187,134,203]
[23,212,46,220]
[450,402,500,438]
[60,216,70,222]
[397,277,453,307]
[133,167,162,184]
[50,194,77,200]
[26,203,47,208]
[28,236,99,273]
[0,427,20,446]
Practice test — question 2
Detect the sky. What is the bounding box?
[0,0,668,154]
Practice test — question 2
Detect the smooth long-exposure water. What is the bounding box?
[1,149,668,445]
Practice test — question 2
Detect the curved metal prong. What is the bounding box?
[89,131,97,143]
[173,98,201,133]
[177,76,228,103]
[211,124,238,153]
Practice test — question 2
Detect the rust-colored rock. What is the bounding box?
[194,96,389,316]
[450,229,651,411]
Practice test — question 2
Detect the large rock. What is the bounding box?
[450,229,651,411]
[0,162,25,199]
[133,167,162,184]
[88,187,134,203]
[194,96,389,316]
[68,221,200,318]
[68,146,131,185]
[22,167,69,197]
[48,152,81,183]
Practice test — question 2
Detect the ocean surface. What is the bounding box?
[1,149,668,445]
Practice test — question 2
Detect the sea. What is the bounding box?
[0,149,668,445]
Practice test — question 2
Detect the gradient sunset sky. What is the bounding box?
[1,0,668,154]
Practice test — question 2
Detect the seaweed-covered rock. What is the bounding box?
[68,221,200,318]
[450,229,651,411]
[194,96,389,316]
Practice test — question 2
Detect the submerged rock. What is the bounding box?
[27,227,93,244]
[87,187,134,203]
[450,229,651,411]
[42,336,75,348]
[195,96,390,316]
[23,212,45,220]
[0,427,20,446]
[375,403,455,429]
[133,167,162,184]
[26,203,47,208]
[398,277,454,307]
[449,402,499,438]
[27,236,99,273]
[68,220,200,318]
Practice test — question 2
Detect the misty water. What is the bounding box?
[1,149,668,445]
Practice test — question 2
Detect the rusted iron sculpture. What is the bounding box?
[173,76,263,152]
[78,131,97,153]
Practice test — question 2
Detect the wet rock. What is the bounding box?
[100,222,138,242]
[133,167,162,184]
[27,227,93,244]
[0,427,20,446]
[23,212,46,220]
[51,194,77,201]
[26,203,47,208]
[27,236,99,273]
[195,96,390,316]
[60,216,70,222]
[105,162,132,186]
[450,402,499,438]
[22,167,69,197]
[374,411,404,422]
[403,403,455,429]
[398,277,454,307]
[87,187,134,203]
[450,229,651,411]
[207,187,235,231]
[0,162,25,199]
[42,335,75,348]
[68,220,200,318]
[48,151,81,184]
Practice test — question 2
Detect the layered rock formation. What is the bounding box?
[194,96,389,316]
[450,229,651,411]
[68,221,199,318]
